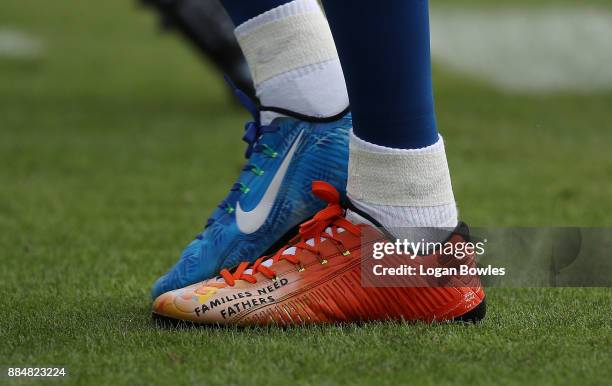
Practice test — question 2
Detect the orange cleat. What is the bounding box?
[152,181,486,326]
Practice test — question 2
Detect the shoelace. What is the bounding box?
[219,181,362,286]
[200,79,280,232]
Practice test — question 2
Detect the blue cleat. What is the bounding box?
[151,86,350,299]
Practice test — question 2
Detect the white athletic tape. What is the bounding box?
[347,136,455,207]
[236,11,338,85]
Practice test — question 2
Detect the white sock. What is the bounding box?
[346,131,458,232]
[233,0,349,124]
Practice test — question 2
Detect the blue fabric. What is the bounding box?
[151,84,351,299]
[221,0,293,26]
[322,0,438,149]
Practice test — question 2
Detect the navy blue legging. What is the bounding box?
[221,0,438,149]
[221,0,292,26]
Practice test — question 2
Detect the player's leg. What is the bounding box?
[152,0,485,325]
[151,0,351,299]
[321,0,457,231]
[221,0,292,26]
[220,0,348,123]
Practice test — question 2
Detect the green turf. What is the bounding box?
[1,1,611,385]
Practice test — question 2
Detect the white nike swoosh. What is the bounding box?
[236,130,304,234]
[255,32,297,64]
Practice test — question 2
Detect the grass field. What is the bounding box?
[1,1,611,385]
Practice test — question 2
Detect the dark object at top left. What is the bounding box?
[140,0,256,101]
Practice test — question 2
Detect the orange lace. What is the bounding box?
[220,181,362,286]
